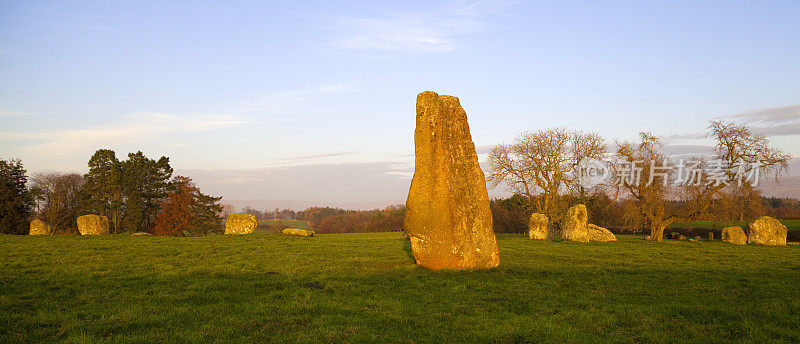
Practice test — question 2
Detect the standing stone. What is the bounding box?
[747,216,787,246]
[404,91,500,270]
[721,226,747,245]
[29,219,50,235]
[588,224,617,242]
[562,204,589,242]
[77,214,110,235]
[528,213,548,240]
[224,213,258,235]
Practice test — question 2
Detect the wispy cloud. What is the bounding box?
[723,104,800,136]
[234,82,362,113]
[0,112,248,156]
[279,151,361,162]
[331,0,515,54]
[0,110,38,117]
[660,104,800,144]
[181,161,413,204]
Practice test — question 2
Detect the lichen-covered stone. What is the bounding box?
[562,204,589,242]
[747,216,787,246]
[77,214,110,235]
[588,224,616,242]
[224,213,258,235]
[29,219,50,235]
[282,228,315,237]
[528,213,548,240]
[404,91,500,270]
[721,226,746,245]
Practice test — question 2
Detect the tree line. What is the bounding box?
[0,149,222,236]
[487,120,791,240]
[295,205,405,234]
[1,120,793,238]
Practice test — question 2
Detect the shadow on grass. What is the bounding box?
[401,234,416,263]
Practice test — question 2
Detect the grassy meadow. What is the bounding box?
[2,232,800,343]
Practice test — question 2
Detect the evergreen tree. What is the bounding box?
[82,149,123,232]
[0,158,32,234]
[120,151,173,232]
[191,188,223,235]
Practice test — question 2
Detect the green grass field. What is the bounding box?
[2,233,799,343]
[668,219,800,231]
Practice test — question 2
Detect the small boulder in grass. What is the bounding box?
[747,216,787,246]
[587,224,616,242]
[721,226,747,245]
[562,204,589,242]
[29,219,50,235]
[77,214,110,235]
[528,213,548,240]
[225,213,258,235]
[282,228,315,237]
[678,235,687,240]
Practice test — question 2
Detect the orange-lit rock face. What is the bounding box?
[721,226,747,245]
[747,216,787,246]
[563,204,589,242]
[77,214,110,235]
[587,224,616,242]
[404,91,500,270]
[224,213,258,235]
[528,213,548,240]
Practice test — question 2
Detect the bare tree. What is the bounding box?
[487,128,606,221]
[30,172,84,234]
[614,132,674,241]
[616,121,789,241]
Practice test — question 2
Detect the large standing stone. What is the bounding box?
[721,226,747,245]
[528,213,548,240]
[562,204,589,242]
[224,213,258,235]
[77,214,110,235]
[404,91,500,270]
[29,219,50,235]
[588,224,617,242]
[747,216,787,246]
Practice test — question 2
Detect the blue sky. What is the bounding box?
[1,0,799,206]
